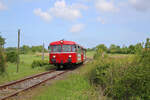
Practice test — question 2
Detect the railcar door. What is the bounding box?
[77,46,82,63]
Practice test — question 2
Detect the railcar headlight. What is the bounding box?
[69,55,72,58]
[53,55,56,58]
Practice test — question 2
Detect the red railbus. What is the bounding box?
[48,40,86,68]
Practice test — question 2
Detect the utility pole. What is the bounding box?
[17,29,20,73]
[42,42,44,60]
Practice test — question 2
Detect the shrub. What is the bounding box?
[31,60,49,68]
[90,39,150,100]
[6,51,18,63]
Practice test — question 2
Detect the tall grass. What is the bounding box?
[0,54,49,84]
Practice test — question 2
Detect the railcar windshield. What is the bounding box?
[51,45,61,52]
[49,45,76,52]
[62,45,71,52]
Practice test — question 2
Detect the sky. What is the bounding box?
[0,0,150,48]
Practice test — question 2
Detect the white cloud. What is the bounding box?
[70,24,85,33]
[33,0,88,22]
[49,0,82,20]
[97,17,105,24]
[71,3,88,10]
[0,1,7,11]
[33,8,52,22]
[95,0,119,13]
[129,0,150,12]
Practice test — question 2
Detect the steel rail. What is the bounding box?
[0,70,56,90]
[0,71,67,100]
[0,60,88,100]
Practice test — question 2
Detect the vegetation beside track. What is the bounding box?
[33,62,101,100]
[89,38,150,100]
[33,38,150,100]
[0,54,54,84]
[32,51,106,100]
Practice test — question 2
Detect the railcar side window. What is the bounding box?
[62,45,71,52]
[77,46,81,53]
[52,45,61,52]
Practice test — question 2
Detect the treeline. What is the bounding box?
[6,45,48,54]
[0,34,49,73]
[87,43,143,54]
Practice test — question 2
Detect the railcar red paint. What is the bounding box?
[48,40,86,67]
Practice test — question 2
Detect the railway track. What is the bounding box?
[0,58,91,100]
[0,70,68,100]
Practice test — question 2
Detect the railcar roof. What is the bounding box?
[50,40,86,50]
[50,40,76,45]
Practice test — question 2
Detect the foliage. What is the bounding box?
[90,38,150,100]
[0,47,6,74]
[33,59,100,100]
[6,51,18,63]
[5,47,17,53]
[31,45,43,53]
[0,35,5,47]
[0,54,48,84]
[31,60,49,68]
[5,45,48,54]
[90,43,144,54]
[96,44,107,52]
[20,45,30,54]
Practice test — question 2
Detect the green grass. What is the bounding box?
[34,74,97,100]
[86,51,95,59]
[0,54,49,84]
[32,58,104,100]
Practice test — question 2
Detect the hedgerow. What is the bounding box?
[31,60,49,68]
[90,38,150,100]
[31,60,55,70]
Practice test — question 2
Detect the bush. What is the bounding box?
[0,47,6,74]
[6,51,18,63]
[90,38,150,99]
[31,60,49,68]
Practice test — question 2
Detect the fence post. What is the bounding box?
[42,42,44,60]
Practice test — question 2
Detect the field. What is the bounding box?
[86,50,95,58]
[0,54,49,84]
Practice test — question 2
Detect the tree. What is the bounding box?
[109,44,118,54]
[5,47,17,52]
[128,45,135,54]
[96,44,107,52]
[0,35,6,74]
[145,38,150,49]
[0,35,5,48]
[20,45,30,54]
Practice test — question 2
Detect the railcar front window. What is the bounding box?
[72,45,76,52]
[62,45,71,52]
[52,45,61,52]
[48,46,51,53]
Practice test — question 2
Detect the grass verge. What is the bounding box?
[32,62,104,100]
[0,54,51,84]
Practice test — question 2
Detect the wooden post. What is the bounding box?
[42,42,44,60]
[17,29,20,73]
